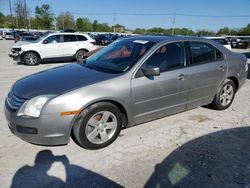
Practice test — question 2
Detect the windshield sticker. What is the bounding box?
[133,40,149,44]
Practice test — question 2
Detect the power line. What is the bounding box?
[28,11,250,18]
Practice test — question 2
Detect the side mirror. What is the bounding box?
[43,40,48,44]
[141,66,160,77]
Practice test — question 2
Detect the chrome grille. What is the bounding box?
[6,92,26,111]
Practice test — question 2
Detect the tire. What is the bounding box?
[210,79,236,110]
[22,52,39,66]
[75,50,87,63]
[72,102,122,150]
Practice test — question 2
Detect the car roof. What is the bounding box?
[121,35,213,43]
[205,36,226,39]
[49,32,88,36]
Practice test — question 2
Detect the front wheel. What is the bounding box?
[22,52,39,66]
[72,102,122,149]
[210,79,236,110]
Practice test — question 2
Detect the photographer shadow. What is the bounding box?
[11,150,122,188]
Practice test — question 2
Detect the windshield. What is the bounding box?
[82,39,156,74]
[34,33,49,43]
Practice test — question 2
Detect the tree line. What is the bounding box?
[0,1,249,36]
[133,24,250,36]
[0,1,121,32]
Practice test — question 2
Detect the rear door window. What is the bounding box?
[76,35,87,41]
[189,42,216,64]
[45,35,61,43]
[215,48,224,61]
[63,35,77,42]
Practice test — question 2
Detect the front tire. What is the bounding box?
[22,52,39,66]
[210,79,236,110]
[72,102,122,150]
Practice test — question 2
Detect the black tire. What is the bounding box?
[72,102,122,150]
[210,79,236,110]
[22,52,40,66]
[75,50,87,63]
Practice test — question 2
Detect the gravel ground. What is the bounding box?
[0,40,250,188]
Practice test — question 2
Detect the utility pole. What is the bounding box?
[23,0,29,31]
[8,0,14,31]
[54,17,57,31]
[171,14,176,36]
[28,17,31,30]
[113,13,116,33]
[63,16,65,29]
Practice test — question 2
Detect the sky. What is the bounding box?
[0,0,249,31]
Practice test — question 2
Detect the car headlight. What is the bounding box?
[17,95,56,118]
[12,47,22,52]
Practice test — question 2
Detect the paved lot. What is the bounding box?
[0,40,250,188]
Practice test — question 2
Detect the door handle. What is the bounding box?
[177,74,185,80]
[218,66,225,72]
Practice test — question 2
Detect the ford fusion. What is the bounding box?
[4,36,248,149]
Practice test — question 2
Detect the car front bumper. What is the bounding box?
[9,52,21,61]
[4,99,74,146]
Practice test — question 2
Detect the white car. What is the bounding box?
[4,32,14,40]
[205,37,232,50]
[9,32,96,65]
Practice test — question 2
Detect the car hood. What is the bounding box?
[13,63,119,99]
[13,41,36,48]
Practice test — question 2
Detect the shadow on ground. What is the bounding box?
[11,150,122,188]
[16,58,74,66]
[145,127,250,188]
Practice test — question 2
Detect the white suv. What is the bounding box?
[9,32,96,65]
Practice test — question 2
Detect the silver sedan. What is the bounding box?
[4,36,248,149]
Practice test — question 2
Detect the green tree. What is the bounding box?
[174,28,195,36]
[76,17,92,31]
[133,28,147,34]
[0,12,5,28]
[92,20,98,32]
[57,12,75,30]
[76,18,83,30]
[217,27,231,35]
[96,23,111,32]
[35,4,54,29]
[3,15,14,28]
[14,0,30,29]
[148,27,166,34]
[196,29,215,36]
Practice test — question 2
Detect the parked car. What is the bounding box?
[95,35,113,46]
[4,32,14,40]
[233,38,249,49]
[229,37,250,49]
[0,31,3,40]
[60,29,76,33]
[4,36,247,149]
[19,35,39,42]
[9,32,96,65]
[205,37,231,50]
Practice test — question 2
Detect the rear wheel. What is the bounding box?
[210,79,236,110]
[22,52,39,66]
[75,50,87,63]
[72,102,122,149]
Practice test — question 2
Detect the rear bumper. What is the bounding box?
[4,100,74,146]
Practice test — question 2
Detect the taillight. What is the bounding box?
[90,41,96,45]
